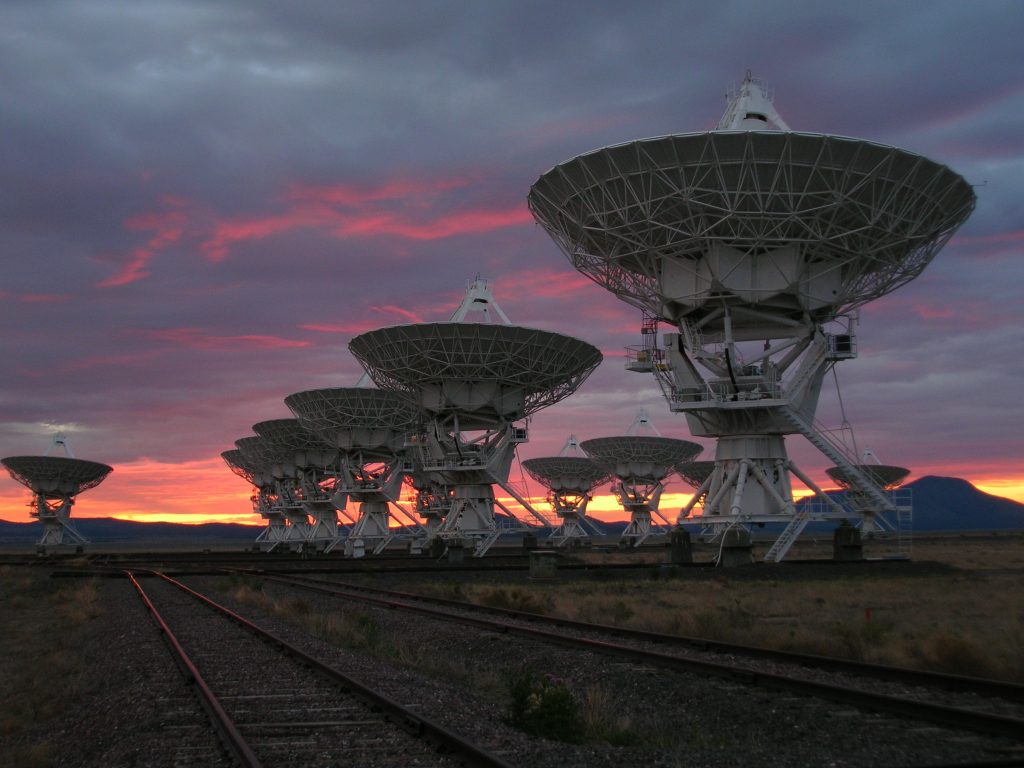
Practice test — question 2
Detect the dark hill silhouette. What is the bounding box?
[0,517,259,544]
[901,475,1024,531]
[782,475,1024,532]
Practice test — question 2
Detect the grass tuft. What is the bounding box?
[505,667,584,742]
[477,586,554,614]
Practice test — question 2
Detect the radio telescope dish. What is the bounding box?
[582,437,701,481]
[529,72,975,563]
[221,448,257,485]
[235,435,285,470]
[349,323,601,426]
[222,447,288,548]
[348,280,603,557]
[2,454,112,550]
[253,418,330,453]
[675,460,716,490]
[2,456,112,495]
[581,434,700,548]
[529,132,975,334]
[827,465,910,491]
[523,456,610,493]
[523,446,611,547]
[233,434,298,551]
[285,388,423,557]
[251,419,341,551]
[285,388,419,453]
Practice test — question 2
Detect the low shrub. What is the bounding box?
[505,668,584,742]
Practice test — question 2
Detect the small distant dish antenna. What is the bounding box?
[233,435,293,550]
[252,419,340,552]
[286,388,424,557]
[522,435,611,547]
[582,412,701,547]
[2,434,112,552]
[222,447,290,549]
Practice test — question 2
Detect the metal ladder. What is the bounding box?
[473,528,503,557]
[763,506,813,562]
[779,406,894,514]
[784,335,828,402]
[893,488,913,559]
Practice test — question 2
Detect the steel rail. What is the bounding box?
[126,570,263,768]
[254,572,1024,741]
[268,572,1024,704]
[147,570,514,768]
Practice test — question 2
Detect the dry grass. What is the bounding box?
[580,683,640,745]
[416,535,1024,682]
[222,579,508,696]
[0,568,106,767]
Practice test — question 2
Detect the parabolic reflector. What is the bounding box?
[2,456,112,496]
[252,418,338,474]
[675,459,716,490]
[582,436,701,482]
[253,419,328,452]
[221,449,257,485]
[529,131,976,330]
[235,435,285,472]
[349,323,602,422]
[522,456,610,493]
[826,465,910,491]
[285,388,419,452]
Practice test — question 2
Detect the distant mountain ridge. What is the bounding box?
[0,476,1021,543]
[0,517,259,544]
[769,475,1023,533]
[893,475,1024,531]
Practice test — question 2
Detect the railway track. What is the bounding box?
[127,570,513,768]
[250,571,1024,743]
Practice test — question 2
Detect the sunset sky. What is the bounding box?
[2,1,1022,527]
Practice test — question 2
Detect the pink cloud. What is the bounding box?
[140,327,311,350]
[201,175,531,261]
[494,268,598,300]
[299,322,371,334]
[923,81,1024,131]
[103,175,533,281]
[365,207,533,240]
[201,209,325,262]
[63,352,158,372]
[202,203,531,260]
[370,304,425,324]
[0,291,67,303]
[961,230,1024,245]
[950,229,1024,257]
[872,294,1009,331]
[913,304,957,320]
[98,199,189,288]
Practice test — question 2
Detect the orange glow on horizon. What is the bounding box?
[0,456,263,526]
[3,461,1022,528]
[974,480,1024,503]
